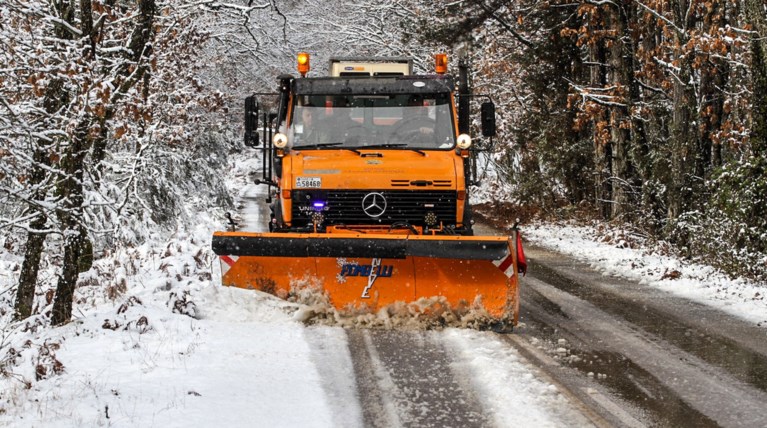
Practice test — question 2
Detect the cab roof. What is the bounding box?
[292,75,455,96]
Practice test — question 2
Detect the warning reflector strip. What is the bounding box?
[220,255,239,276]
[493,251,515,278]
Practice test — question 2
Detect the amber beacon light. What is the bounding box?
[435,53,448,74]
[297,52,310,77]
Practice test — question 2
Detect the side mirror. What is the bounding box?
[480,101,496,137]
[244,96,260,146]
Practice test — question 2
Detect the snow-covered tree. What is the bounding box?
[0,0,235,323]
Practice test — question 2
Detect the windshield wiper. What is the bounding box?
[363,144,426,156]
[364,143,406,148]
[296,142,361,155]
[297,142,343,149]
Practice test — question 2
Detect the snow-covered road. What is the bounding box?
[518,246,767,427]
[0,281,593,427]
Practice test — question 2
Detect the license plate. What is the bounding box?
[295,176,322,188]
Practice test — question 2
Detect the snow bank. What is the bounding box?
[524,222,767,328]
[443,329,592,427]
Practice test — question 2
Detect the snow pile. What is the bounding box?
[443,329,592,427]
[297,292,508,332]
[524,222,767,327]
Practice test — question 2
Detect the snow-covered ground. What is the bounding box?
[524,223,767,328]
[0,151,588,427]
[0,220,589,427]
[2,149,765,426]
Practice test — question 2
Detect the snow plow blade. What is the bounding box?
[212,231,522,326]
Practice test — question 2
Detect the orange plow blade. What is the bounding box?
[212,231,521,327]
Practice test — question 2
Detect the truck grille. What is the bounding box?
[292,190,457,226]
[390,179,453,188]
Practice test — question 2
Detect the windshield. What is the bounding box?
[289,93,456,149]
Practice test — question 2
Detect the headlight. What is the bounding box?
[457,133,472,149]
[273,132,288,148]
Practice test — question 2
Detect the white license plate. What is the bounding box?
[295,176,322,188]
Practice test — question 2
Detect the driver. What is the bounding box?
[299,103,330,144]
[394,96,435,145]
[329,98,368,144]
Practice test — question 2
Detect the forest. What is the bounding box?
[1,0,766,327]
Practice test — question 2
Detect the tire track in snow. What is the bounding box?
[347,329,490,428]
[519,255,767,427]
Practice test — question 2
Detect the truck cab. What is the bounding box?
[246,54,495,236]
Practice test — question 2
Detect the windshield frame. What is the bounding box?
[288,92,457,150]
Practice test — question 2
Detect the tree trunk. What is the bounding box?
[92,0,156,174]
[14,76,67,320]
[699,1,729,171]
[667,0,701,220]
[15,219,47,319]
[51,121,89,326]
[14,1,74,319]
[50,228,87,325]
[606,2,639,220]
[668,64,698,220]
[590,38,612,219]
[744,0,767,155]
[50,0,156,325]
[741,0,767,244]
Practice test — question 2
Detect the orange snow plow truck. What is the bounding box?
[212,54,526,330]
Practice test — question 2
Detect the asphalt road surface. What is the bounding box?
[337,242,767,427]
[239,164,767,426]
[514,244,767,427]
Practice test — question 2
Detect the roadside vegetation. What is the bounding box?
[408,0,767,281]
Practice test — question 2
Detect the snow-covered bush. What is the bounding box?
[666,156,767,280]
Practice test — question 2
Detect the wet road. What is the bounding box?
[238,162,767,426]
[340,244,767,427]
[236,170,271,233]
[515,245,767,427]
[347,330,491,428]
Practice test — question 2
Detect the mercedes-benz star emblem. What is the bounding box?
[362,192,387,218]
